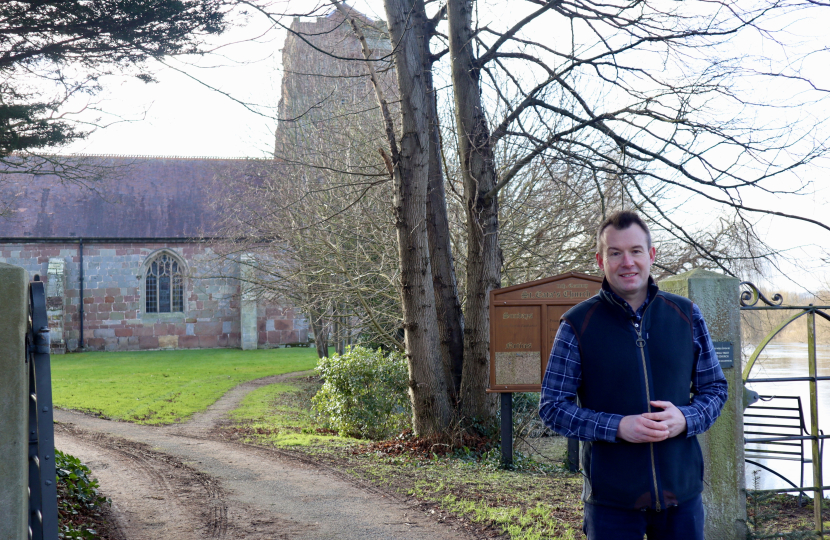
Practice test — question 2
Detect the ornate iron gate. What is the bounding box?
[27,277,58,540]
[741,282,830,538]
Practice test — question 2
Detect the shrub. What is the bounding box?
[311,346,410,439]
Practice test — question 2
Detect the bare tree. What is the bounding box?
[220,0,830,438]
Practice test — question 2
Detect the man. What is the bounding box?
[539,211,728,540]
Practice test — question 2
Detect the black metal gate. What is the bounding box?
[27,277,58,540]
[741,281,830,538]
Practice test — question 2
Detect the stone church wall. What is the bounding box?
[0,241,308,352]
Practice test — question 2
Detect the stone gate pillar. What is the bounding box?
[0,262,30,539]
[240,254,257,350]
[660,269,746,540]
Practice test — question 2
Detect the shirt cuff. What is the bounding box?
[605,414,624,443]
[677,405,699,437]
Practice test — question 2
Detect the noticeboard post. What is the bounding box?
[487,272,603,467]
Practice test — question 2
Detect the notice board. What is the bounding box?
[488,272,603,393]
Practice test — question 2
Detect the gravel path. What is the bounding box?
[54,373,481,540]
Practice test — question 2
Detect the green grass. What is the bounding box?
[229,378,358,446]
[226,373,584,539]
[343,450,584,540]
[52,348,320,424]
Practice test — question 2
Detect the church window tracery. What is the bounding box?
[145,253,183,313]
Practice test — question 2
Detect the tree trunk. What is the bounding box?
[383,0,453,436]
[424,38,465,404]
[333,304,345,355]
[447,0,501,422]
[309,304,329,360]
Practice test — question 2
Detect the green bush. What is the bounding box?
[311,346,410,439]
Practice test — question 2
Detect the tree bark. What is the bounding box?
[333,302,345,355]
[424,34,465,404]
[382,0,453,436]
[447,0,501,421]
[309,303,329,360]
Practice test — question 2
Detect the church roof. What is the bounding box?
[0,155,265,239]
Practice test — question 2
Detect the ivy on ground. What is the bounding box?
[56,449,110,539]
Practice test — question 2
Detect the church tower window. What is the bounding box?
[145,253,183,313]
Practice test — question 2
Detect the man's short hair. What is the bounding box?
[596,211,652,253]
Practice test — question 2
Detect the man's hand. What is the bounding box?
[617,401,688,443]
[642,400,688,438]
[617,414,670,443]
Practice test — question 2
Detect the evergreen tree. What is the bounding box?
[0,0,228,155]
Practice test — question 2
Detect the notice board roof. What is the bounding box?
[492,272,603,304]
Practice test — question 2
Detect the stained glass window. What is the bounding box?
[145,254,183,313]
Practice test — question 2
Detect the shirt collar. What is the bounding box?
[599,276,659,320]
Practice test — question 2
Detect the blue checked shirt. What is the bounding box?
[539,281,728,443]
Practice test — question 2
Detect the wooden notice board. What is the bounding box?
[488,272,603,393]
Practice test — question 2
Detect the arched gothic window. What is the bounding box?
[145,253,184,313]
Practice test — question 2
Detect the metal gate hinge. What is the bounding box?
[35,326,50,354]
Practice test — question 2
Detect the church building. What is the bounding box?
[0,155,308,353]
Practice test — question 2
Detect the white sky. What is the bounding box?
[61,1,388,158]
[56,0,830,292]
[61,11,287,157]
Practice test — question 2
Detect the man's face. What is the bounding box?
[596,225,656,305]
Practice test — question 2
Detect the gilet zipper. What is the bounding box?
[633,311,661,512]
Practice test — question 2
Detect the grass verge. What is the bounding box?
[52,347,319,424]
[226,376,355,446]
[338,448,584,540]
[747,490,830,538]
[223,373,586,540]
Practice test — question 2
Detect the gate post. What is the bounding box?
[661,269,746,540]
[0,263,30,540]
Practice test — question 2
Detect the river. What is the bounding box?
[743,342,830,496]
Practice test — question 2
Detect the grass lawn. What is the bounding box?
[51,347,320,424]
[227,377,356,446]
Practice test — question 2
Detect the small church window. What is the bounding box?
[145,253,183,313]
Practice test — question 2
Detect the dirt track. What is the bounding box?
[54,374,483,540]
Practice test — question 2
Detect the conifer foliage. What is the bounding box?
[0,0,228,155]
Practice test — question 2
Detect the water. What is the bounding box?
[744,342,830,496]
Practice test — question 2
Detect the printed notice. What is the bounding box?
[494,351,541,385]
[712,341,734,369]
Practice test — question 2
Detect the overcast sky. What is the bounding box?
[61,1,389,158]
